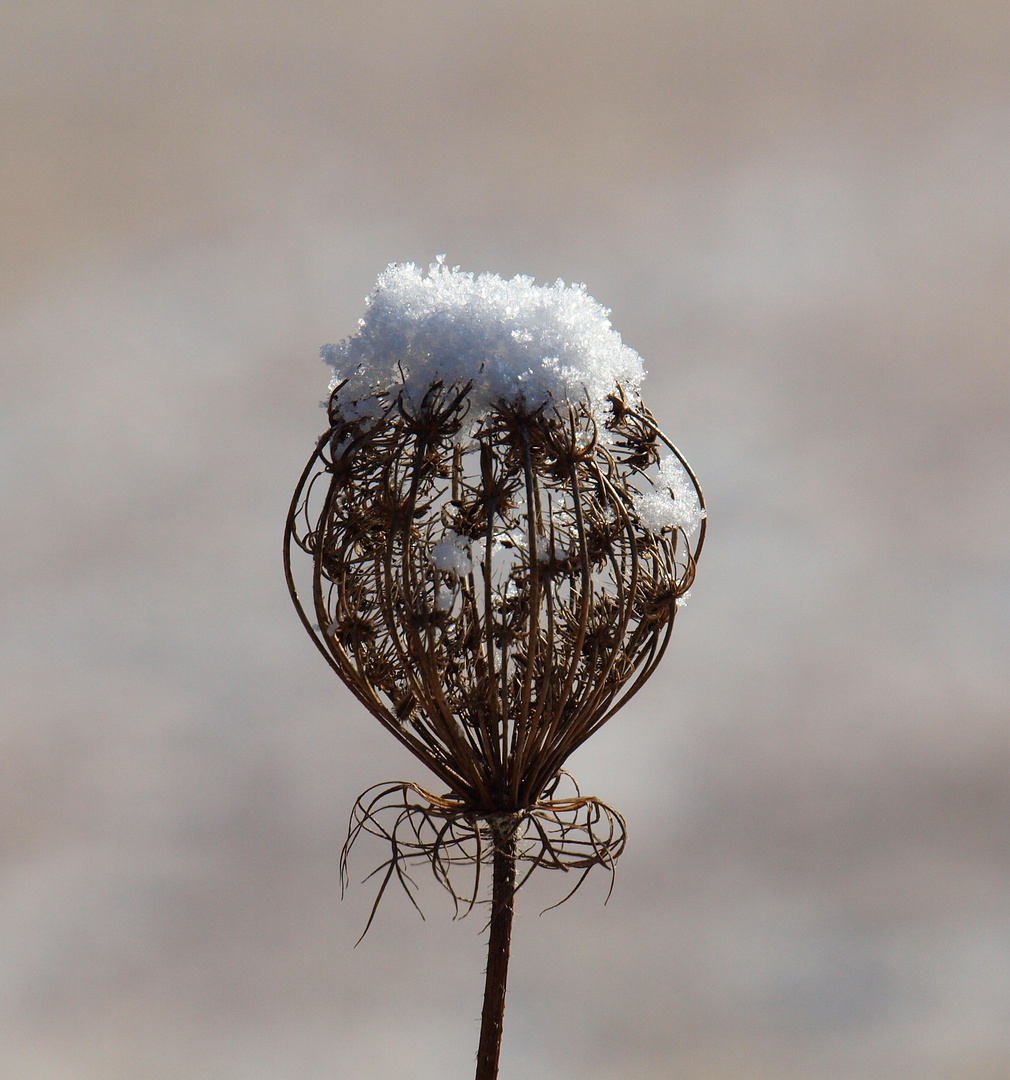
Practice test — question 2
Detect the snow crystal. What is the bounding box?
[435,588,457,612]
[633,455,706,536]
[321,259,645,424]
[431,530,474,577]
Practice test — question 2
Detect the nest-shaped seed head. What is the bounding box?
[285,263,705,916]
[287,382,703,811]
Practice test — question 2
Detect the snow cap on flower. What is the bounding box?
[321,258,645,424]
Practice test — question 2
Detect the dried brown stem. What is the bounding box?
[476,818,518,1080]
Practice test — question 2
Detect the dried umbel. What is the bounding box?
[283,262,704,1080]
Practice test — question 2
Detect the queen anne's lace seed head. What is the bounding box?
[285,261,705,919]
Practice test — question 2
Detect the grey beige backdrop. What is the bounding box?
[3,2,1009,1077]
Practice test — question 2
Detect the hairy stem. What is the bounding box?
[475,819,518,1080]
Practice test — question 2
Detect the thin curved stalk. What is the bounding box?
[475,820,518,1080]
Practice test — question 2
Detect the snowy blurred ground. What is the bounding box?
[2,2,1009,1077]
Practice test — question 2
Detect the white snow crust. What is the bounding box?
[633,455,706,536]
[321,259,644,423]
[430,530,474,577]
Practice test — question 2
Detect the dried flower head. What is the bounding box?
[284,261,705,1079]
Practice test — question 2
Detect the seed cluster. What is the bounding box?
[287,381,703,807]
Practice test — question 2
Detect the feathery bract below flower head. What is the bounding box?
[321,258,645,425]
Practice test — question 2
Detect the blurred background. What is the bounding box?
[2,2,1009,1077]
